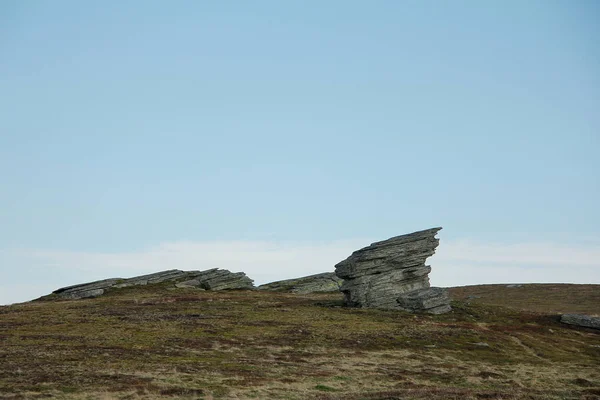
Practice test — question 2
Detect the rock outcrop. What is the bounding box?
[190,268,254,291]
[560,314,600,330]
[334,227,451,314]
[258,272,342,294]
[51,268,254,300]
[53,278,123,300]
[396,287,450,314]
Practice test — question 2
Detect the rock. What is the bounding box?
[397,287,451,314]
[334,227,451,314]
[506,284,523,288]
[52,268,254,299]
[174,279,204,289]
[53,278,122,299]
[560,314,600,330]
[186,268,254,290]
[114,269,190,288]
[258,272,342,293]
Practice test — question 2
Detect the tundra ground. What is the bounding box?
[1,284,599,399]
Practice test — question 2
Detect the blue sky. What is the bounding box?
[1,1,599,304]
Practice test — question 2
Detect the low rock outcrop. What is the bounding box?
[258,272,342,294]
[560,314,600,330]
[190,268,254,291]
[396,287,451,314]
[51,268,254,300]
[334,227,451,314]
[53,278,123,300]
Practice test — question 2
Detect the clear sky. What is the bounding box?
[1,1,599,305]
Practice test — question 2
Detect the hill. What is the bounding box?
[449,284,600,315]
[0,283,599,399]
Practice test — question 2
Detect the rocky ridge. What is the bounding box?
[51,268,254,300]
[258,272,342,294]
[335,227,451,314]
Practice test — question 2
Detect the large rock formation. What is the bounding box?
[334,227,451,314]
[51,268,254,300]
[258,272,342,294]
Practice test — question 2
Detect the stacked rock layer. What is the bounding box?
[334,227,451,314]
[52,268,254,300]
[258,272,342,294]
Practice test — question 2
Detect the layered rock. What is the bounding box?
[113,270,190,288]
[51,268,254,300]
[258,272,342,294]
[560,314,600,330]
[396,287,451,314]
[334,227,450,314]
[189,268,254,290]
[53,278,123,300]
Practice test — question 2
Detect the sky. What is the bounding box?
[1,1,598,305]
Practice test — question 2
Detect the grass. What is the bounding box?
[0,283,598,399]
[448,283,600,315]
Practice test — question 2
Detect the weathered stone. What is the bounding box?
[118,270,190,287]
[52,268,254,299]
[396,287,451,314]
[258,272,342,294]
[334,227,451,314]
[560,314,600,330]
[53,278,122,299]
[175,279,203,289]
[186,268,254,290]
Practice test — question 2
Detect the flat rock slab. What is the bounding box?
[397,287,451,314]
[560,314,600,330]
[258,272,342,294]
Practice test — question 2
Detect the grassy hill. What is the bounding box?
[449,284,600,315]
[1,284,599,399]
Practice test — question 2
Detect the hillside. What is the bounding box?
[449,284,600,315]
[1,284,599,399]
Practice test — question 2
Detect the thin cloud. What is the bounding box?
[1,238,598,305]
[437,240,600,267]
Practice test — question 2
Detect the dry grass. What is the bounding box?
[0,284,599,399]
[448,284,600,315]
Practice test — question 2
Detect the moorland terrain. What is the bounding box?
[0,283,599,399]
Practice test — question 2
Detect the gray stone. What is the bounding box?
[175,279,203,289]
[186,268,254,290]
[53,278,122,299]
[396,287,451,314]
[258,272,342,294]
[123,269,190,286]
[560,314,600,330]
[334,227,451,314]
[52,268,254,299]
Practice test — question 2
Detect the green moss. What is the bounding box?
[315,384,338,392]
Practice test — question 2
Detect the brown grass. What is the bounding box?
[0,284,598,399]
[448,284,600,315]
